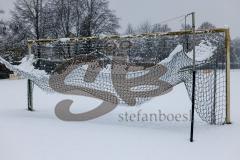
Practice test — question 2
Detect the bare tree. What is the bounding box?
[46,0,119,37]
[11,0,45,39]
[181,23,192,30]
[1,0,120,59]
[133,22,171,34]
[137,21,152,34]
[152,24,171,33]
[231,38,240,68]
[79,0,119,37]
[198,22,216,30]
[48,0,74,38]
[125,23,135,35]
[72,0,85,37]
[0,20,7,36]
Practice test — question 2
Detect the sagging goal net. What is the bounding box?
[0,28,230,124]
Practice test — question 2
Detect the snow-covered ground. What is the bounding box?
[0,70,239,160]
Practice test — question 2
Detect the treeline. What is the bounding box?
[0,2,239,68]
[0,0,119,60]
[125,21,240,68]
[124,21,217,35]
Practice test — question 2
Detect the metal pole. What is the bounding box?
[27,79,33,111]
[190,12,196,142]
[27,44,34,111]
[212,61,217,124]
[184,16,187,53]
[184,15,190,53]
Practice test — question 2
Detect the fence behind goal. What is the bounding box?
[27,28,231,125]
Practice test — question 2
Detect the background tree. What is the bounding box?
[78,0,119,37]
[125,23,135,35]
[198,21,216,30]
[181,23,192,31]
[124,21,173,61]
[0,0,120,60]
[48,0,74,38]
[137,21,152,34]
[127,21,171,34]
[41,0,120,38]
[0,20,7,36]
[11,0,45,39]
[152,24,171,33]
[231,38,240,68]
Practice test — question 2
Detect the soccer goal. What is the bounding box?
[0,12,231,142]
[5,25,226,143]
[26,28,231,125]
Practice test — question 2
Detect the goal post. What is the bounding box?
[26,28,231,125]
[225,28,231,124]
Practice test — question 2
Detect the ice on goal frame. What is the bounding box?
[27,27,231,142]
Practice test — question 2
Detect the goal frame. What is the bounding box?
[27,28,231,124]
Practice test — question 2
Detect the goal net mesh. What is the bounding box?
[0,30,228,124]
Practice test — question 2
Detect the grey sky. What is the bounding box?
[0,0,239,38]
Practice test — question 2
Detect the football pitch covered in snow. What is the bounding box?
[0,70,239,160]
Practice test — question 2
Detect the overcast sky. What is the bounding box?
[0,0,239,38]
